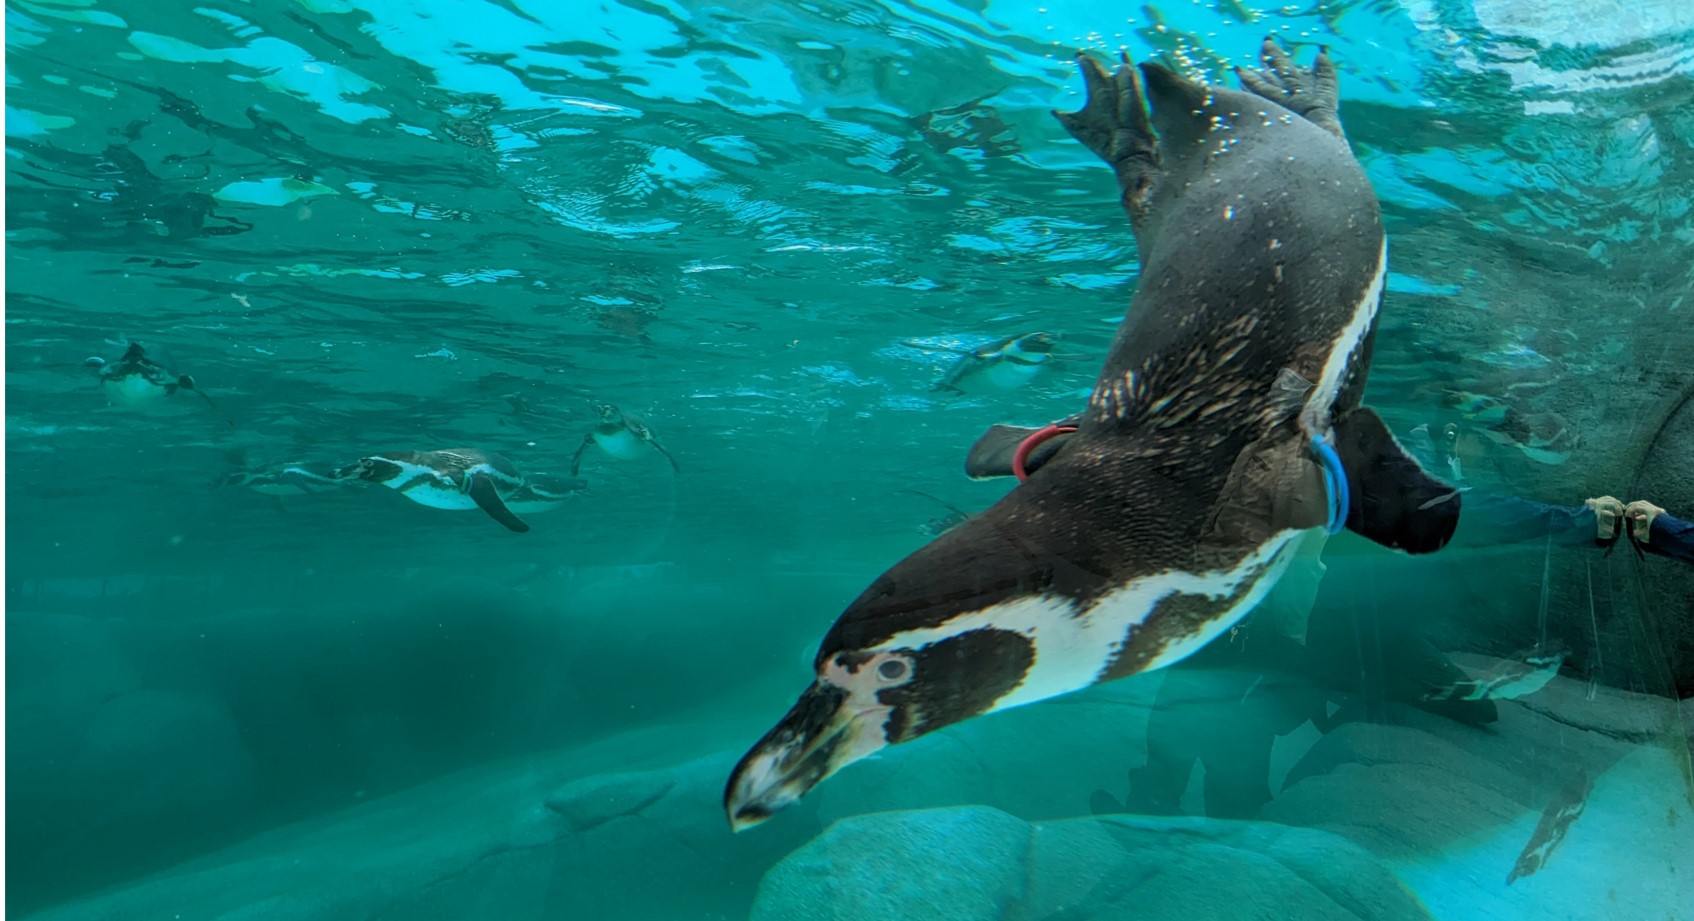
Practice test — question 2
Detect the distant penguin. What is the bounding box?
[85,341,225,421]
[571,404,680,475]
[504,473,590,515]
[215,463,347,496]
[336,448,560,533]
[928,331,1055,395]
[1507,768,1594,885]
[1423,645,1567,703]
[726,39,1463,831]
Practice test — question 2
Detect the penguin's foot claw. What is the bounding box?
[1052,51,1159,217]
[1238,36,1345,142]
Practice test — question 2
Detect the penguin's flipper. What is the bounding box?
[651,440,682,473]
[466,472,530,533]
[569,434,594,477]
[899,488,970,521]
[964,419,1080,480]
[1051,51,1160,226]
[175,375,235,426]
[1333,406,1462,554]
[1236,37,1344,142]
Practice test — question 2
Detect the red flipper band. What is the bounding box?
[1011,425,1078,482]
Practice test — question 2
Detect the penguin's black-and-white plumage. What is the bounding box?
[571,403,680,475]
[725,40,1462,831]
[337,448,545,533]
[505,473,590,515]
[215,463,347,496]
[84,341,222,418]
[930,331,1055,395]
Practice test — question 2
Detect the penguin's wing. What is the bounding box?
[1333,406,1462,554]
[932,354,982,392]
[569,434,594,477]
[963,417,1083,480]
[178,377,236,426]
[650,439,682,472]
[466,472,530,533]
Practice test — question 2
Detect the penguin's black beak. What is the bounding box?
[724,675,896,832]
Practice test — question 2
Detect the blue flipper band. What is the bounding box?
[1312,434,1350,535]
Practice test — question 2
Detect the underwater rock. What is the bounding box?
[69,690,255,819]
[1264,679,1649,859]
[19,731,812,921]
[751,806,1433,921]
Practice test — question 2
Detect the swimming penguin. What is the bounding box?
[504,473,590,515]
[335,448,550,533]
[1482,407,1577,466]
[215,463,348,496]
[724,39,1463,830]
[84,341,224,419]
[1423,645,1567,703]
[927,331,1055,395]
[1507,767,1593,885]
[570,404,680,475]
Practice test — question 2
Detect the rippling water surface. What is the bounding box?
[6,0,1694,918]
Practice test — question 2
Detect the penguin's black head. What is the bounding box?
[1011,331,1055,354]
[724,627,1033,832]
[594,403,624,424]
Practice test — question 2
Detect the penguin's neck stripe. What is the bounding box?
[1301,237,1386,434]
[865,534,1300,714]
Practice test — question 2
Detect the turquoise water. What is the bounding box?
[6,0,1694,918]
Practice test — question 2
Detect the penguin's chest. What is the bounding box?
[396,480,479,510]
[1480,659,1562,700]
[103,373,170,405]
[593,428,646,458]
[372,462,480,510]
[970,356,1046,392]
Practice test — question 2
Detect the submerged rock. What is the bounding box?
[19,728,811,921]
[752,806,1434,921]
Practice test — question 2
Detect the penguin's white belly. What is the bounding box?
[974,359,1044,392]
[594,429,646,459]
[398,484,478,511]
[104,375,168,405]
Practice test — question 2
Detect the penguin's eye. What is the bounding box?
[877,659,909,682]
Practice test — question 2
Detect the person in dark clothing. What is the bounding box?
[1457,493,1694,565]
[1623,499,1694,564]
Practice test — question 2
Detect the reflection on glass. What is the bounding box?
[5,1,1691,919]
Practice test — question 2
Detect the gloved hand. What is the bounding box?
[1584,496,1624,542]
[1625,500,1665,545]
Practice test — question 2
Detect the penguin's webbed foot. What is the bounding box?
[1236,37,1345,143]
[1052,52,1160,222]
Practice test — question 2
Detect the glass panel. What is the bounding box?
[6,0,1691,918]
